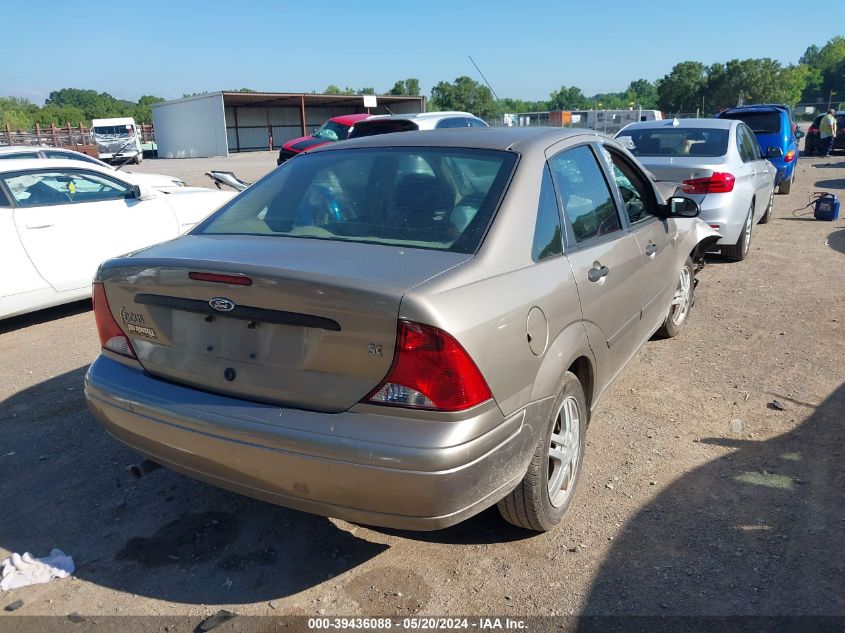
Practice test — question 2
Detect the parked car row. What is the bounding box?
[1,105,795,534]
[277,111,488,165]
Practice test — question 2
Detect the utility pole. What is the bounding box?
[828,89,837,110]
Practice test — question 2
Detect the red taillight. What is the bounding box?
[189,272,252,285]
[809,127,819,134]
[92,283,136,359]
[784,149,796,163]
[682,172,735,194]
[364,321,492,412]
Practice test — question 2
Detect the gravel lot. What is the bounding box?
[0,144,843,623]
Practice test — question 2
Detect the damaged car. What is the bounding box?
[85,128,718,532]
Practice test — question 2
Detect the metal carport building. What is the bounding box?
[151,91,426,158]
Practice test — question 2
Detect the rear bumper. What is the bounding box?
[692,193,747,245]
[84,355,538,530]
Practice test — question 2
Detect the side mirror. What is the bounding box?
[795,130,805,139]
[767,146,784,158]
[131,184,156,201]
[668,196,700,218]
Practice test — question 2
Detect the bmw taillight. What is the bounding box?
[784,149,796,163]
[365,321,492,412]
[683,172,736,194]
[92,283,136,359]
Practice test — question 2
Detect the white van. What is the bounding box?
[91,117,143,163]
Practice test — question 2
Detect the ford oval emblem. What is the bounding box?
[209,297,236,313]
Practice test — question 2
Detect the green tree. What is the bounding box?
[429,76,495,118]
[359,87,376,95]
[324,85,342,95]
[0,97,38,130]
[388,78,421,96]
[134,95,165,124]
[625,79,658,109]
[549,86,588,110]
[657,61,707,113]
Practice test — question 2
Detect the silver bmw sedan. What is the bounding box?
[85,128,717,531]
[616,118,777,262]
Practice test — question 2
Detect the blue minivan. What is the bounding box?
[717,105,804,194]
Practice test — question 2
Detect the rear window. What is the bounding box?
[196,147,517,254]
[622,128,729,157]
[719,111,781,134]
[348,120,418,139]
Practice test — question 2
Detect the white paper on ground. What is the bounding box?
[0,549,75,591]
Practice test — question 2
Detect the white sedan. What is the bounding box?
[0,159,235,319]
[0,145,186,190]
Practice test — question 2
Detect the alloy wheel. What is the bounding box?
[548,396,581,508]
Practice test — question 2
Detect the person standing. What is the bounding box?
[820,109,838,157]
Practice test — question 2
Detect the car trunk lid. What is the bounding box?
[98,234,470,413]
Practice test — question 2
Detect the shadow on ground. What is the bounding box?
[0,300,91,334]
[813,178,845,190]
[581,383,845,617]
[0,368,388,605]
[827,228,845,254]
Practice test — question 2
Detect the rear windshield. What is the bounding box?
[719,111,781,134]
[196,147,517,254]
[622,128,729,157]
[348,120,418,139]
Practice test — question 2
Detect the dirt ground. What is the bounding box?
[0,143,843,625]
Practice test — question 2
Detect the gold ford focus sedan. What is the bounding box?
[85,128,718,531]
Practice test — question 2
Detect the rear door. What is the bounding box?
[548,143,644,379]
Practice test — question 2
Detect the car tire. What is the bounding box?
[804,140,816,156]
[722,204,754,262]
[134,153,143,165]
[777,173,792,194]
[498,371,587,532]
[657,257,695,338]
[759,187,774,224]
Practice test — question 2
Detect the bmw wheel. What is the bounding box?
[722,204,753,262]
[657,257,694,338]
[759,187,774,224]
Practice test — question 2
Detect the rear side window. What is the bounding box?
[197,147,517,254]
[436,117,469,129]
[737,125,762,162]
[532,166,563,261]
[0,152,39,160]
[43,150,101,165]
[622,128,729,157]
[720,111,781,134]
[347,120,418,139]
[549,145,620,243]
[468,118,489,128]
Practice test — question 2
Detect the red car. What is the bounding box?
[277,114,371,165]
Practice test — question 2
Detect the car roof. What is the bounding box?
[719,105,786,115]
[360,111,480,122]
[0,158,120,175]
[620,118,735,132]
[311,126,610,154]
[330,113,372,125]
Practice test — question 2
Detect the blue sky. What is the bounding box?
[3,0,839,104]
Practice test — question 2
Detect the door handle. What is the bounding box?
[645,242,657,257]
[588,264,610,283]
[26,224,55,230]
